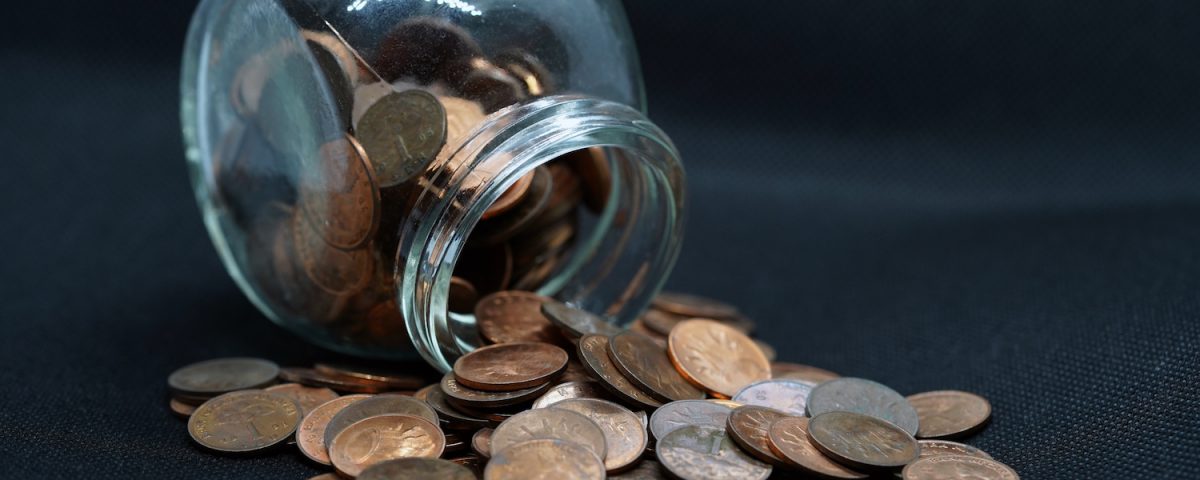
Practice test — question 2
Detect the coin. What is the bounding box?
[279,367,393,394]
[652,292,739,319]
[168,357,279,397]
[558,360,594,384]
[448,276,479,313]
[490,408,608,461]
[444,431,469,453]
[168,398,196,418]
[472,427,493,457]
[296,394,371,465]
[329,414,445,477]
[807,411,920,470]
[264,383,339,416]
[906,390,992,439]
[297,134,380,250]
[323,393,439,447]
[725,406,790,465]
[440,371,552,408]
[359,457,477,480]
[291,215,373,294]
[641,308,686,336]
[656,425,772,480]
[649,400,734,441]
[552,398,648,472]
[484,438,605,480]
[667,319,771,398]
[418,383,491,430]
[901,455,1019,480]
[765,416,867,479]
[532,381,615,409]
[187,390,301,453]
[753,340,776,362]
[609,459,669,479]
[308,474,340,480]
[453,342,568,391]
[470,166,554,246]
[806,377,920,436]
[577,335,661,409]
[483,170,534,219]
[356,89,447,187]
[916,440,993,461]
[731,379,813,416]
[609,330,705,403]
[771,362,840,385]
[630,319,669,346]
[313,363,426,390]
[475,291,566,345]
[541,300,622,338]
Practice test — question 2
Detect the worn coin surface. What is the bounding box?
[732,379,813,416]
[725,406,791,465]
[541,300,622,337]
[656,425,772,480]
[359,457,477,480]
[187,390,301,453]
[329,414,446,477]
[297,394,370,465]
[323,394,439,447]
[649,399,734,441]
[297,134,379,250]
[440,372,552,408]
[807,411,920,470]
[356,89,447,187]
[485,438,605,480]
[313,363,425,390]
[652,292,739,319]
[609,330,705,403]
[532,381,614,409]
[916,440,993,461]
[490,408,607,461]
[168,357,279,397]
[471,427,493,457]
[475,291,565,345]
[453,342,568,391]
[577,335,662,409]
[907,390,992,439]
[552,398,647,472]
[771,362,840,385]
[901,455,1019,480]
[766,416,868,479]
[264,383,339,416]
[667,319,771,398]
[806,377,920,436]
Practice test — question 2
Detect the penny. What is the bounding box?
[656,425,772,480]
[652,292,739,319]
[609,459,669,479]
[470,166,554,246]
[667,319,771,398]
[472,427,493,457]
[297,134,379,250]
[806,377,920,436]
[323,394,439,448]
[490,408,608,461]
[356,89,447,187]
[552,398,648,472]
[448,400,524,425]
[629,319,668,346]
[532,381,615,409]
[264,383,339,416]
[168,357,279,397]
[771,362,840,385]
[609,330,705,403]
[901,455,1019,480]
[308,474,340,480]
[765,416,867,479]
[484,439,605,480]
[168,398,196,418]
[329,414,445,477]
[560,147,611,213]
[359,457,477,480]
[906,390,992,439]
[291,215,373,294]
[475,291,565,345]
[279,367,393,394]
[448,276,479,313]
[313,363,426,390]
[558,360,595,384]
[732,379,813,416]
[725,406,791,465]
[641,309,686,336]
[187,390,301,453]
[576,335,661,409]
[807,411,920,470]
[648,400,733,441]
[483,170,534,219]
[453,342,568,391]
[418,383,491,430]
[541,300,622,338]
[440,371,552,408]
[916,440,993,461]
[297,394,371,466]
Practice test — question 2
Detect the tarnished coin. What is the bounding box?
[323,394,439,448]
[772,362,840,385]
[656,425,772,480]
[668,319,771,398]
[541,300,622,338]
[649,400,734,441]
[279,367,394,394]
[356,89,447,187]
[732,379,813,416]
[609,459,669,479]
[475,291,565,345]
[490,408,607,461]
[187,390,301,453]
[552,398,648,472]
[807,411,919,471]
[168,357,279,397]
[725,406,791,465]
[916,440,993,461]
[440,372,552,408]
[907,390,992,439]
[291,215,373,294]
[532,381,614,409]
[329,414,445,477]
[806,378,920,436]
[169,398,196,418]
[297,394,371,465]
[471,427,493,457]
[359,457,477,480]
[264,383,339,416]
[297,134,380,249]
[483,170,534,219]
[313,363,426,390]
[609,330,705,403]
[577,335,661,409]
[765,416,867,479]
[652,292,739,319]
[453,342,568,391]
[418,384,491,430]
[485,439,605,480]
[902,455,1019,480]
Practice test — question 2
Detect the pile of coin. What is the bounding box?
[169,292,1016,479]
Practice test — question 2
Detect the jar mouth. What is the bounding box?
[396,95,686,372]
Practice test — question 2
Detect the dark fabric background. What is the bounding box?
[2,1,1199,478]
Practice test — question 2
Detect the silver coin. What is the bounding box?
[649,399,734,441]
[732,379,813,416]
[806,378,919,436]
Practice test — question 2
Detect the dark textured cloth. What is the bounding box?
[2,1,1199,478]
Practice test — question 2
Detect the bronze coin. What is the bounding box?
[629,319,669,346]
[187,390,301,453]
[648,399,734,441]
[541,300,622,338]
[483,170,534,219]
[356,89,447,187]
[469,166,554,246]
[558,359,594,384]
[656,425,772,480]
[552,398,648,472]
[902,455,1019,480]
[532,381,615,409]
[609,330,705,403]
[475,291,565,345]
[329,414,446,477]
[731,379,813,416]
[297,134,380,250]
[807,411,920,471]
[907,390,992,439]
[418,383,491,430]
[667,319,771,398]
[490,408,608,461]
[279,367,393,394]
[640,308,686,336]
[168,357,279,397]
[264,383,339,417]
[485,439,605,480]
[652,292,739,319]
[453,342,568,391]
[609,459,670,479]
[440,371,551,409]
[168,398,196,418]
[771,362,840,385]
[576,335,662,409]
[359,457,477,480]
[765,416,867,479]
[323,394,440,448]
[916,440,993,461]
[561,146,611,213]
[725,406,791,465]
[806,378,920,436]
[291,212,373,294]
[313,363,426,390]
[296,394,371,465]
[471,427,493,458]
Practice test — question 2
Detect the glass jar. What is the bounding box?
[181,0,686,371]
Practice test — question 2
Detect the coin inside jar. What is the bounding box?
[452,342,568,391]
[355,89,447,187]
[482,170,534,219]
[474,291,565,345]
[667,319,771,398]
[329,414,446,477]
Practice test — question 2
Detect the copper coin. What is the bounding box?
[359,457,477,480]
[916,440,993,461]
[532,381,615,409]
[541,300,622,338]
[475,291,565,345]
[445,399,524,426]
[313,363,426,390]
[329,414,445,477]
[561,147,611,213]
[576,335,662,409]
[264,383,339,417]
[279,367,392,394]
[765,416,867,479]
[771,362,840,385]
[448,276,479,313]
[725,406,791,465]
[806,378,920,436]
[168,357,279,397]
[440,371,552,409]
[187,390,301,453]
[732,379,813,416]
[651,292,739,319]
[609,330,704,403]
[609,459,669,479]
[907,390,992,439]
[558,360,594,384]
[297,134,380,250]
[297,394,371,465]
[656,425,772,480]
[307,474,340,480]
[356,89,447,187]
[552,398,648,472]
[453,342,568,391]
[417,384,491,430]
[902,455,1019,480]
[470,166,554,246]
[807,411,919,470]
[291,213,373,294]
[168,398,196,418]
[641,308,686,336]
[490,408,608,461]
[323,394,439,448]
[629,319,669,346]
[648,399,734,441]
[667,319,771,398]
[471,427,493,457]
[483,170,534,219]
[484,438,605,480]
